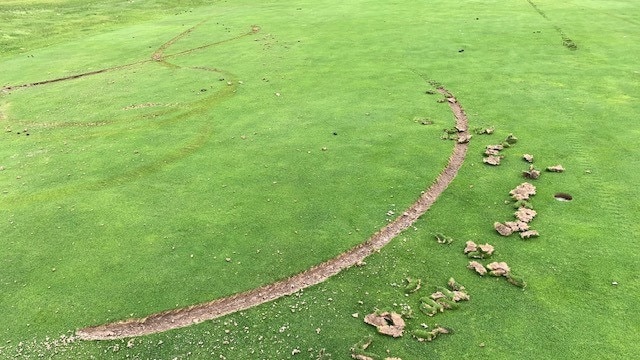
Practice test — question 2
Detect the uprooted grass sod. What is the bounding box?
[1,0,639,358]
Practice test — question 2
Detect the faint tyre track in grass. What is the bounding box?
[1,25,254,206]
[75,84,470,340]
[526,0,578,50]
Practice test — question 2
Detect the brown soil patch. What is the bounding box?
[487,262,511,277]
[364,312,405,338]
[515,207,537,223]
[75,85,470,340]
[509,182,537,201]
[483,155,502,166]
[467,261,487,276]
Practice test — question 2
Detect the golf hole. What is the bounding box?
[554,193,573,202]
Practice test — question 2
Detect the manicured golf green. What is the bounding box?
[1,0,638,358]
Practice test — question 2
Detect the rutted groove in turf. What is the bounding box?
[0,21,257,93]
[1,24,249,206]
[526,0,578,50]
[75,84,470,340]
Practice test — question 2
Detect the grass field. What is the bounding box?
[1,0,639,358]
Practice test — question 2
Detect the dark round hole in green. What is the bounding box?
[554,193,573,201]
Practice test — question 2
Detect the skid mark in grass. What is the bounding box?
[1,23,252,206]
[0,23,259,93]
[75,81,470,340]
[526,0,578,51]
[151,19,208,61]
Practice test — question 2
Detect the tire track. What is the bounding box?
[75,85,470,340]
[526,0,578,50]
[2,26,250,207]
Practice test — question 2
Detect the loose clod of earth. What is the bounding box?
[522,165,541,179]
[483,143,507,165]
[494,222,514,236]
[363,312,405,338]
[435,233,454,245]
[468,261,487,276]
[505,220,530,232]
[419,280,469,317]
[350,336,402,360]
[546,164,565,172]
[514,207,537,223]
[509,182,537,201]
[457,134,472,144]
[471,261,526,288]
[523,154,534,163]
[483,155,502,166]
[413,325,452,342]
[473,126,495,135]
[464,241,494,259]
[503,133,518,145]
[414,116,434,125]
[520,230,539,239]
[487,262,510,277]
[404,277,422,294]
[448,277,465,291]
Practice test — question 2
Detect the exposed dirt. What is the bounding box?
[364,312,405,338]
[75,85,470,340]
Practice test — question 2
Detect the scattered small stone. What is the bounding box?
[523,154,534,163]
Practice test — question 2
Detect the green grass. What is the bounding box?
[1,0,639,359]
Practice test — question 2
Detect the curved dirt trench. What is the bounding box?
[76,86,470,340]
